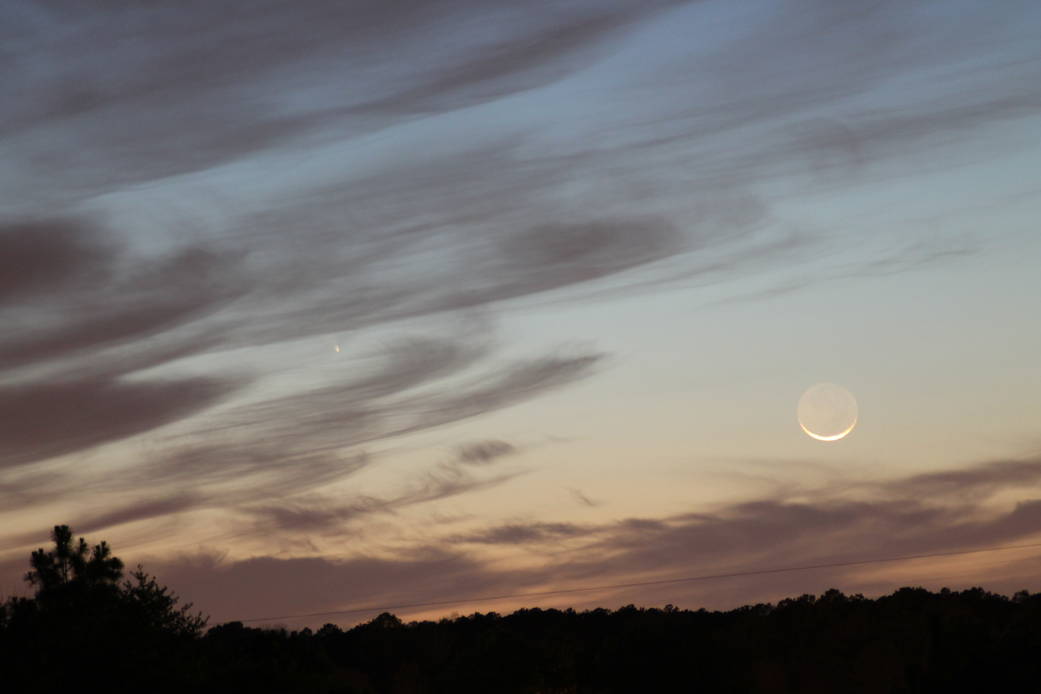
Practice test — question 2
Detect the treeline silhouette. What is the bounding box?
[3,526,1040,693]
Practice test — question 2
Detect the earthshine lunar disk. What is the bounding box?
[797,383,858,442]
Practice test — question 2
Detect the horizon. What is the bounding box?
[3,0,1041,631]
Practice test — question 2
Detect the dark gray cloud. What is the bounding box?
[65,494,206,538]
[152,549,516,627]
[0,219,111,302]
[0,227,242,469]
[453,521,590,545]
[0,217,245,375]
[458,440,517,466]
[0,376,238,469]
[891,459,1041,500]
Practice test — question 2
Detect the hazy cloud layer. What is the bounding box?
[6,455,1024,627]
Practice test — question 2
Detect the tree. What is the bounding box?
[3,525,210,693]
[122,564,208,637]
[16,525,206,636]
[24,524,124,593]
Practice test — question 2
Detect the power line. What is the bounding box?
[240,540,1041,624]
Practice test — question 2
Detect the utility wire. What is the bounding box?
[240,540,1041,624]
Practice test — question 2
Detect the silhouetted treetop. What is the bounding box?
[2,525,211,693]
[25,524,124,593]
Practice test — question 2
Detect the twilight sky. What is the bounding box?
[2,0,1041,627]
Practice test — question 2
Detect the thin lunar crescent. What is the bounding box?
[797,383,858,442]
[799,418,857,442]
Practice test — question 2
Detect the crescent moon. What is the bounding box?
[799,416,857,442]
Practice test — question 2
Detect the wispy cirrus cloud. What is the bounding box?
[0,0,687,207]
[0,338,597,543]
[243,462,526,537]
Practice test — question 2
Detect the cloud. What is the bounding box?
[62,494,207,538]
[404,456,1041,616]
[0,469,64,513]
[172,455,1041,625]
[385,352,604,434]
[0,0,689,207]
[243,463,524,537]
[0,320,600,550]
[4,455,1041,624]
[0,236,245,372]
[158,349,596,535]
[0,218,111,303]
[453,522,590,545]
[569,488,601,507]
[890,459,1041,501]
[0,453,373,552]
[0,223,244,467]
[347,2,681,117]
[0,376,239,469]
[458,441,517,466]
[7,0,1028,389]
[150,549,516,627]
[181,343,599,484]
[0,344,596,540]
[518,457,1041,605]
[490,218,684,294]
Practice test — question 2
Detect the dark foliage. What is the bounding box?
[3,527,1040,693]
[1,525,208,693]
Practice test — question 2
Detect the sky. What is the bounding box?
[2,0,1041,628]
